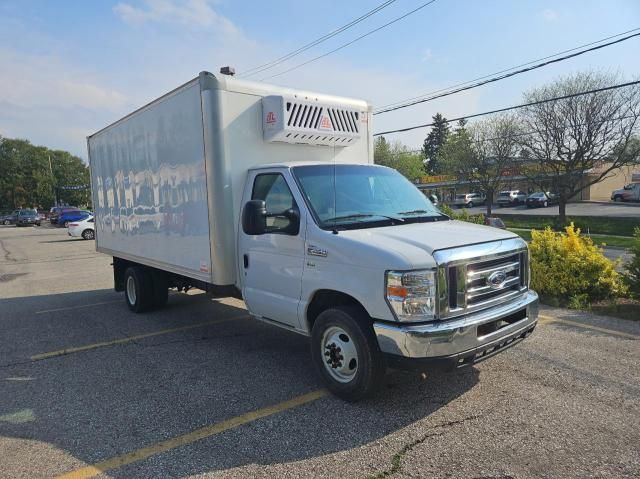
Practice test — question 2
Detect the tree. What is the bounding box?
[518,71,640,225]
[374,136,424,182]
[440,116,520,216]
[0,137,91,210]
[421,113,450,175]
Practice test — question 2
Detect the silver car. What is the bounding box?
[453,193,486,208]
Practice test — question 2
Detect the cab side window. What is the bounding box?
[252,174,298,234]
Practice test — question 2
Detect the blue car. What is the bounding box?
[58,210,91,227]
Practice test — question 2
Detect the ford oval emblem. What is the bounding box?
[487,270,507,289]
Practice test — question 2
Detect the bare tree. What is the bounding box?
[441,116,520,216]
[518,71,640,225]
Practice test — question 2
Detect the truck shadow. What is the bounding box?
[0,288,479,477]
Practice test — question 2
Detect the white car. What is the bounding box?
[68,216,95,240]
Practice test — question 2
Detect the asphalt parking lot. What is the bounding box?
[1,225,639,479]
[461,201,640,218]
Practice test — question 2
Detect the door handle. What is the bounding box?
[243,254,249,269]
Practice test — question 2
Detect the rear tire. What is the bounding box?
[124,266,153,313]
[63,220,70,228]
[3,219,10,225]
[311,306,385,402]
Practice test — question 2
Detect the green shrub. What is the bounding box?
[624,227,640,298]
[440,204,485,224]
[529,224,627,303]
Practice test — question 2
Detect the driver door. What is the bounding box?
[239,170,306,329]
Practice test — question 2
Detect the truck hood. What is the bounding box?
[335,220,519,269]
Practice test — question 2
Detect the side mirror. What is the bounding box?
[242,200,267,235]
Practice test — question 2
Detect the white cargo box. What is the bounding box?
[88,72,373,287]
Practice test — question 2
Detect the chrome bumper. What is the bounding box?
[374,291,538,361]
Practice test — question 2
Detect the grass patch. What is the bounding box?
[496,214,637,236]
[538,295,640,321]
[507,228,635,249]
[591,299,640,321]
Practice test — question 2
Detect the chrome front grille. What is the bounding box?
[434,238,529,319]
[466,254,521,306]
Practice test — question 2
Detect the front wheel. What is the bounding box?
[311,306,385,402]
[3,220,10,225]
[467,202,474,208]
[614,196,623,202]
[82,229,95,240]
[543,201,548,207]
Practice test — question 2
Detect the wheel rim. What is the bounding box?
[84,230,94,239]
[126,276,137,305]
[543,201,548,207]
[321,326,358,383]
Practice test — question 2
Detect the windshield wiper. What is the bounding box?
[397,209,450,221]
[397,209,431,216]
[329,213,404,223]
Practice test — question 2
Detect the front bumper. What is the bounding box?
[374,290,538,368]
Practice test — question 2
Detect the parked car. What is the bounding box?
[497,190,527,207]
[16,209,41,226]
[68,216,95,240]
[484,217,506,229]
[1,210,20,225]
[611,183,640,202]
[58,210,91,228]
[49,206,80,224]
[427,193,438,206]
[453,192,486,208]
[526,192,558,208]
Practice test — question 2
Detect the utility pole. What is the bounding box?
[48,155,58,206]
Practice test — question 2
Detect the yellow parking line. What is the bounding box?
[56,389,327,479]
[30,315,247,361]
[35,300,122,314]
[539,315,638,339]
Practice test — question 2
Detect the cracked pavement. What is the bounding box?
[0,225,639,478]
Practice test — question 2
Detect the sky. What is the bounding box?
[0,0,639,159]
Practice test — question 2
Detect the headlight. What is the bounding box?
[385,269,437,321]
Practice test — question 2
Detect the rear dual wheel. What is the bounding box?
[124,266,168,313]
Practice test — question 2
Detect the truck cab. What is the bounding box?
[238,162,538,400]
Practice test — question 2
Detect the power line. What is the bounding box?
[373,80,640,136]
[374,29,640,115]
[375,27,640,111]
[239,0,397,78]
[260,0,438,81]
[386,114,637,157]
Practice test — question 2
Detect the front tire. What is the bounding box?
[614,196,623,203]
[82,229,95,240]
[467,202,474,208]
[3,219,10,225]
[124,266,153,313]
[311,306,384,402]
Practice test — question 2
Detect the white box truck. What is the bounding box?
[88,71,538,400]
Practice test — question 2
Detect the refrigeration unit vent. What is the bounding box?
[262,95,365,147]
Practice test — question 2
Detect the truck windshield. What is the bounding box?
[291,164,446,230]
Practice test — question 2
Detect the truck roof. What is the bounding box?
[249,161,387,171]
[88,71,371,139]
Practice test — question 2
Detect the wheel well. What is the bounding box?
[306,290,369,331]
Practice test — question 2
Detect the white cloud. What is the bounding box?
[114,0,237,32]
[0,48,129,111]
[541,9,559,22]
